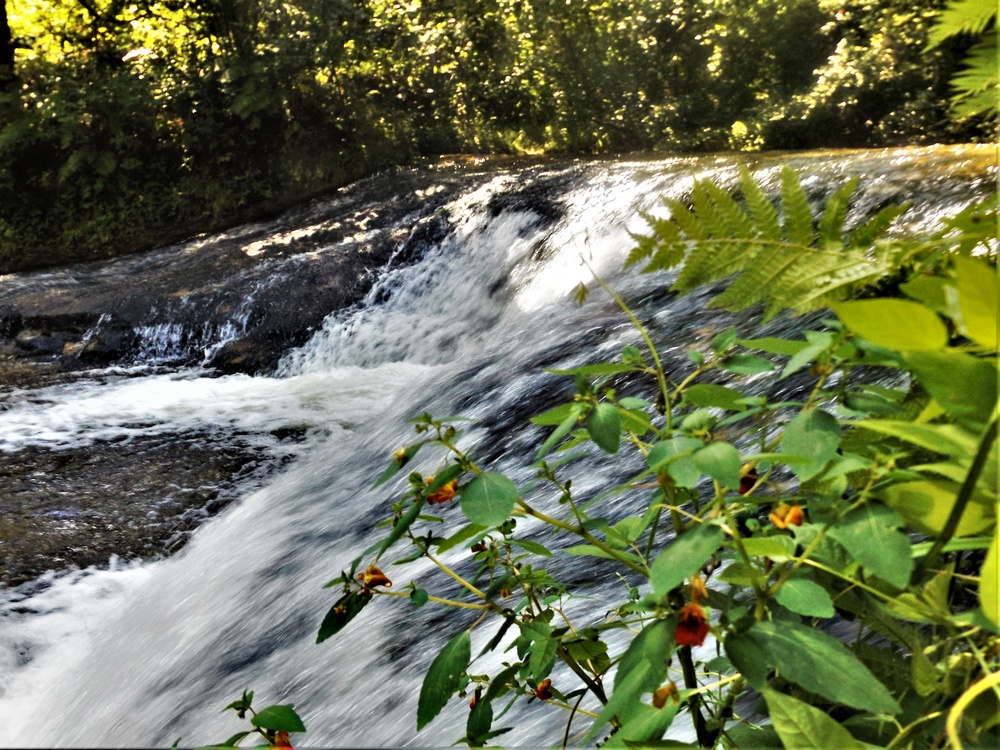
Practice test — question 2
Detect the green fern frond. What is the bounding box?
[631,167,913,319]
[848,204,910,248]
[780,167,815,247]
[818,177,860,248]
[739,167,782,241]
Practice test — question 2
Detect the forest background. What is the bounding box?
[0,0,993,273]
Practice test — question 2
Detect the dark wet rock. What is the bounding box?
[0,157,564,378]
[0,433,281,588]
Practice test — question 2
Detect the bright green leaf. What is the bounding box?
[684,384,748,411]
[692,441,742,489]
[588,402,622,454]
[880,479,996,537]
[731,621,900,714]
[981,529,999,628]
[781,409,841,481]
[250,705,307,733]
[773,578,835,618]
[764,690,864,750]
[827,503,913,589]
[832,299,947,350]
[650,524,725,597]
[460,473,518,527]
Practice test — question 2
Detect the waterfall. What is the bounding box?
[0,146,992,747]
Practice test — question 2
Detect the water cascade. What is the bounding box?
[0,147,992,747]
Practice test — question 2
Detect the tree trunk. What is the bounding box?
[0,1,15,82]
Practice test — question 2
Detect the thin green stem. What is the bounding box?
[915,416,998,579]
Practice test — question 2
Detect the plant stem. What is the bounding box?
[915,416,998,579]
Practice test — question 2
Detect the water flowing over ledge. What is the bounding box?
[0,146,994,747]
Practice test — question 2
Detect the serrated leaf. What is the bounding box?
[717,353,775,375]
[417,630,471,730]
[375,496,427,560]
[728,621,900,714]
[587,402,622,454]
[692,441,742,489]
[953,256,998,350]
[684,384,747,411]
[780,408,841,481]
[773,578,835,618]
[650,524,725,597]
[827,503,913,589]
[460,473,518,527]
[780,167,814,247]
[764,690,864,750]
[738,336,809,356]
[510,538,553,557]
[317,591,371,643]
[250,705,307,733]
[880,479,996,537]
[833,299,947,350]
[535,404,584,459]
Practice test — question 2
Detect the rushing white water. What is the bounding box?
[0,147,993,748]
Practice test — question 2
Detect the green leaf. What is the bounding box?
[684,384,747,411]
[780,166,815,247]
[417,630,471,730]
[373,442,424,488]
[711,326,739,355]
[376,497,427,560]
[434,523,488,553]
[780,409,841,481]
[718,353,775,375]
[981,530,999,628]
[317,591,371,643]
[510,538,553,557]
[547,362,639,376]
[565,544,644,566]
[904,351,997,431]
[647,437,704,489]
[250,705,307,733]
[880,479,996,537]
[780,331,832,378]
[853,419,979,457]
[764,690,865,750]
[530,402,579,426]
[587,402,622,454]
[741,536,796,562]
[738,336,809,356]
[535,404,584,459]
[692,441,742,489]
[832,299,947,350]
[411,588,429,607]
[827,503,913,588]
[466,694,494,744]
[650,524,725,597]
[460,473,518,527]
[728,621,900,714]
[585,620,674,743]
[773,578,835,618]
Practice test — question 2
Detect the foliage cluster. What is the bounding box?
[207,168,998,749]
[0,0,990,271]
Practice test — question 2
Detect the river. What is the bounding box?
[0,146,994,747]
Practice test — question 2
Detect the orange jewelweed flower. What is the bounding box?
[357,565,392,593]
[271,731,293,748]
[675,602,710,647]
[738,464,759,495]
[688,574,708,605]
[535,678,553,701]
[426,478,458,505]
[769,502,805,529]
[652,682,680,709]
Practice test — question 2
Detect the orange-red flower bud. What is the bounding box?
[272,731,293,748]
[652,682,680,709]
[769,503,805,529]
[427,479,458,505]
[535,678,553,701]
[675,602,710,647]
[358,565,392,593]
[738,464,759,495]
